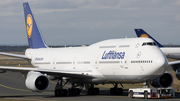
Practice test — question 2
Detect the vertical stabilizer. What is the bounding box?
[135,29,163,47]
[23,2,47,49]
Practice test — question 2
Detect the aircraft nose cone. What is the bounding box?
[156,55,168,71]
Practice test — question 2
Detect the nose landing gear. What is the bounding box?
[110,83,123,95]
[85,84,100,95]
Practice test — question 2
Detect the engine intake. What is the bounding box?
[25,71,49,92]
[151,72,173,88]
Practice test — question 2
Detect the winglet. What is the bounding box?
[23,2,48,49]
[134,29,163,47]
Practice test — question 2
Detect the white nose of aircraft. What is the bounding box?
[155,55,168,75]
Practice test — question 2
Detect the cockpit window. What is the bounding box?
[142,42,157,46]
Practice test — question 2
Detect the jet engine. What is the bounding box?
[151,72,173,88]
[176,72,180,80]
[25,71,49,92]
[168,64,180,80]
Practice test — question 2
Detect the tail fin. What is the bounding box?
[134,29,163,47]
[23,2,47,49]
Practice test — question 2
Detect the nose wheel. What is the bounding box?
[85,84,100,95]
[110,83,123,95]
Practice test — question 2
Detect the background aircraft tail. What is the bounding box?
[23,2,47,49]
[134,29,163,47]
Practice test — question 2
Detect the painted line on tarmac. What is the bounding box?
[0,83,53,94]
[168,99,180,100]
[0,83,31,92]
[4,98,60,101]
[97,95,180,100]
[96,95,127,98]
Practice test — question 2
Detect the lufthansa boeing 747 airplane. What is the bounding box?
[0,3,179,97]
[135,29,180,82]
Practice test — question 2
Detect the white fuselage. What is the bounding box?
[25,38,168,84]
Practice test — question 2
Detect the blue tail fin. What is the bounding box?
[134,29,163,47]
[23,2,47,49]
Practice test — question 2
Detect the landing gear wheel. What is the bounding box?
[55,89,61,97]
[117,88,123,95]
[129,91,134,98]
[74,88,81,95]
[88,88,100,95]
[110,88,123,95]
[68,88,81,96]
[144,91,148,99]
[110,88,116,95]
[54,89,67,97]
[88,88,93,95]
[94,88,100,95]
[54,78,69,97]
[68,88,73,96]
[62,89,68,96]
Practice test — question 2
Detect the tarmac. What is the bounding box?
[0,71,180,101]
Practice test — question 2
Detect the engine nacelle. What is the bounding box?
[151,72,173,88]
[176,73,180,80]
[25,71,49,92]
[176,68,180,80]
[168,64,180,80]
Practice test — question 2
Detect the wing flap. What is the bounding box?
[0,66,93,79]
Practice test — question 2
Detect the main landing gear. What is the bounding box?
[68,83,81,96]
[54,78,81,97]
[54,78,123,96]
[54,78,68,96]
[110,83,123,95]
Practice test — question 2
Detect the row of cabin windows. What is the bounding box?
[99,45,130,48]
[35,61,126,65]
[131,60,153,63]
[99,42,157,49]
[35,60,152,65]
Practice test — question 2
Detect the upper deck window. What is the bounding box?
[119,45,130,48]
[99,46,116,48]
[142,42,157,46]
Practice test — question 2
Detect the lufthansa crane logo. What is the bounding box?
[137,51,142,58]
[26,14,33,38]
[140,34,149,38]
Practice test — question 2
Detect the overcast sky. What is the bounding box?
[0,0,180,46]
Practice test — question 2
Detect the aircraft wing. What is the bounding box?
[0,52,30,60]
[168,61,180,71]
[0,66,93,79]
[168,61,180,65]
